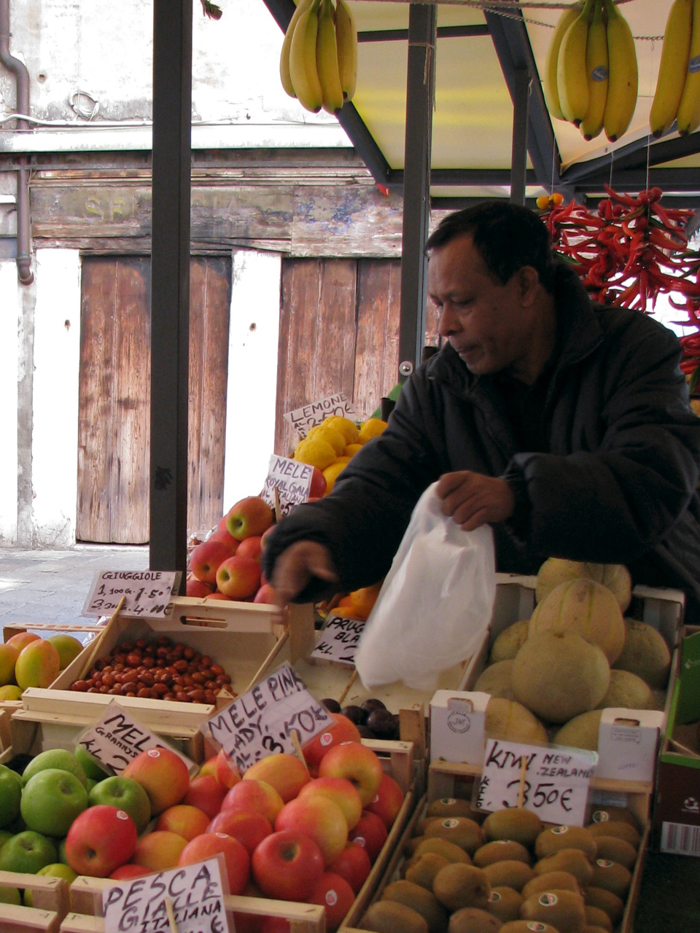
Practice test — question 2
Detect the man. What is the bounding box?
[262,201,700,617]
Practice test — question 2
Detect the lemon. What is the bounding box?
[345,443,362,458]
[358,418,388,444]
[294,437,337,471]
[323,460,349,494]
[312,426,346,456]
[323,415,360,445]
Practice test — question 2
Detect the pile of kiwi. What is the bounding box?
[358,795,641,933]
[323,696,401,740]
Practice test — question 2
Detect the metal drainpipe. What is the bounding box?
[0,0,33,284]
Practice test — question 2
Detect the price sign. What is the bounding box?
[283,392,357,439]
[261,454,313,516]
[310,614,366,666]
[206,664,332,773]
[102,855,230,933]
[77,703,195,775]
[475,739,597,826]
[83,570,181,618]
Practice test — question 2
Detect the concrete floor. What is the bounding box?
[0,544,149,636]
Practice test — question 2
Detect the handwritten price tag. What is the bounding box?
[283,392,357,439]
[261,455,313,517]
[103,855,229,933]
[82,570,181,618]
[205,664,332,773]
[475,739,597,826]
[310,614,366,666]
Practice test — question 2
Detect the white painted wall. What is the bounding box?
[223,249,281,511]
[0,262,19,544]
[30,249,82,547]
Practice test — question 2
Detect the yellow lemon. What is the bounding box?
[324,415,360,445]
[345,443,363,458]
[358,418,388,444]
[313,426,346,456]
[322,460,349,494]
[294,437,337,471]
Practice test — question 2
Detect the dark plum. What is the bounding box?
[367,708,399,739]
[341,704,367,725]
[321,697,341,713]
[361,698,387,714]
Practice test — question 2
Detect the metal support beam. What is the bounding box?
[563,130,700,184]
[510,69,529,205]
[397,3,436,381]
[150,0,192,577]
[359,24,490,43]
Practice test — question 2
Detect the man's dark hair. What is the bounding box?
[425,201,556,291]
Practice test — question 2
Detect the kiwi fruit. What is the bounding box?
[523,871,582,898]
[584,906,613,932]
[490,619,530,663]
[424,817,485,855]
[521,889,587,933]
[428,798,478,819]
[473,839,531,868]
[535,825,597,861]
[448,908,503,933]
[586,820,640,850]
[486,887,523,922]
[475,660,517,700]
[432,862,491,912]
[360,901,429,933]
[382,880,448,933]
[499,924,560,933]
[584,887,625,925]
[554,711,603,751]
[590,835,637,870]
[613,619,671,689]
[417,817,442,835]
[595,669,655,710]
[482,859,536,892]
[483,808,543,847]
[535,849,594,886]
[587,805,639,829]
[585,927,616,933]
[485,697,549,745]
[406,853,451,891]
[589,859,631,899]
[413,837,473,865]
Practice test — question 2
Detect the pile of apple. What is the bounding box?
[0,715,404,932]
[0,630,85,700]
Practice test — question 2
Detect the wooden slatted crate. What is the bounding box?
[0,870,70,933]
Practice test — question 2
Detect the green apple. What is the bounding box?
[0,829,13,850]
[0,765,22,828]
[47,634,84,670]
[24,863,78,906]
[88,776,152,833]
[57,837,69,865]
[22,749,87,788]
[0,830,57,873]
[0,887,21,906]
[21,769,89,837]
[74,743,110,782]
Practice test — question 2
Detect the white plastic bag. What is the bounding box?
[354,482,496,691]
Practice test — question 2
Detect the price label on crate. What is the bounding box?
[103,855,230,933]
[310,614,366,666]
[283,392,357,439]
[475,739,597,826]
[82,570,181,618]
[77,702,195,775]
[261,454,313,516]
[205,663,332,773]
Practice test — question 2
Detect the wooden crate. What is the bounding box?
[0,870,70,933]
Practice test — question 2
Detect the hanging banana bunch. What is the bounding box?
[279,0,358,115]
[650,0,700,137]
[544,0,638,143]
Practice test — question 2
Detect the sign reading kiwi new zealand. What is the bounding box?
[476,739,597,826]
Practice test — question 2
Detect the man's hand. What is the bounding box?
[436,471,515,531]
[271,541,339,609]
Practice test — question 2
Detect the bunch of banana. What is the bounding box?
[650,0,700,138]
[544,0,638,142]
[279,0,358,115]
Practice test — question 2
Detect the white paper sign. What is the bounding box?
[475,739,597,826]
[82,570,181,618]
[102,856,230,933]
[261,454,314,516]
[205,663,332,773]
[283,392,357,438]
[310,614,366,666]
[78,703,195,775]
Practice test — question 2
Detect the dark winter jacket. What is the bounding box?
[263,264,700,611]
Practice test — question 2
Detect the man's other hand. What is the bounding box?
[271,541,338,608]
[436,471,515,531]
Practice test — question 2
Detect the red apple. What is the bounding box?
[179,832,250,895]
[348,810,388,863]
[216,748,242,790]
[122,747,190,816]
[275,794,348,867]
[190,538,235,585]
[221,779,284,825]
[237,536,263,562]
[132,830,189,871]
[260,525,275,551]
[253,583,279,605]
[252,829,324,900]
[260,920,289,933]
[207,808,272,854]
[309,467,327,499]
[318,742,384,807]
[182,774,227,819]
[186,577,215,598]
[328,842,371,894]
[216,555,261,599]
[6,632,40,653]
[198,756,218,779]
[225,497,274,541]
[298,776,363,831]
[155,805,210,841]
[243,753,310,803]
[65,806,137,877]
[209,527,241,553]
[110,864,153,880]
[364,772,404,829]
[308,872,355,932]
[302,714,362,776]
[205,592,233,600]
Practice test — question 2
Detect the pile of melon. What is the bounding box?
[474,559,672,750]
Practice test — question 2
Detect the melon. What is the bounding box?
[484,698,548,745]
[535,558,632,613]
[613,619,671,689]
[489,619,529,664]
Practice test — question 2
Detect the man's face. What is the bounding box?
[429,233,535,377]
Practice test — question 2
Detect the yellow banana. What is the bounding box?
[543,3,584,121]
[335,0,358,102]
[603,0,638,142]
[280,0,315,99]
[289,0,323,113]
[650,0,693,137]
[317,0,344,114]
[581,0,609,139]
[677,0,700,135]
[557,0,593,125]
